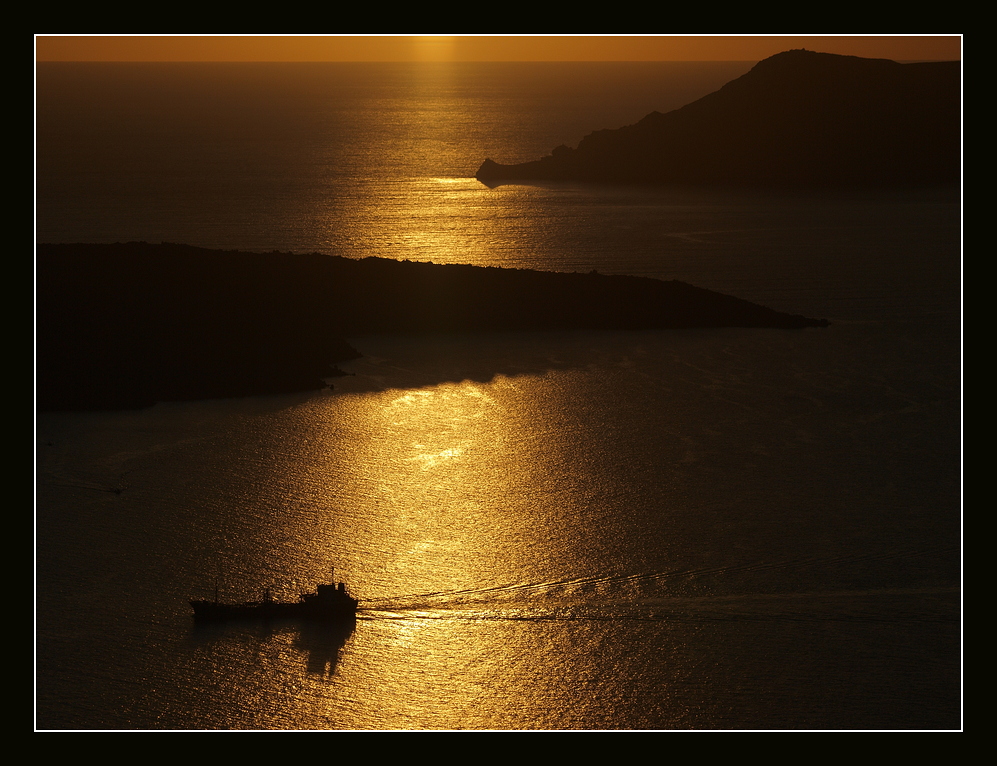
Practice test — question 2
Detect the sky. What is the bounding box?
[34,35,962,63]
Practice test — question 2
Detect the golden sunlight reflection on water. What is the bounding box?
[257,347,680,727]
[278,371,642,728]
[330,177,568,270]
[326,376,580,597]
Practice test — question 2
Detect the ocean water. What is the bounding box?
[34,61,961,730]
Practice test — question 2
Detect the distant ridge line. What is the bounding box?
[476,50,960,188]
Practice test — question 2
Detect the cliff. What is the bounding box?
[37,242,828,411]
[476,50,960,188]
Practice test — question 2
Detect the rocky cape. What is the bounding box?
[476,50,960,188]
[37,242,828,411]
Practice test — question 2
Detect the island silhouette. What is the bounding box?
[36,242,828,411]
[476,50,960,187]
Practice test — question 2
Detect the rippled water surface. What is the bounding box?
[35,62,961,730]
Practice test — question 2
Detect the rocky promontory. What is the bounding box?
[476,50,960,188]
[37,242,828,411]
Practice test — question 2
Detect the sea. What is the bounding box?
[34,61,962,730]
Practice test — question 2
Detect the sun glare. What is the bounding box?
[413,36,457,62]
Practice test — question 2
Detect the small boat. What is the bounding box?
[190,570,358,622]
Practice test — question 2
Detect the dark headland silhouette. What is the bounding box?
[37,242,827,412]
[476,50,960,187]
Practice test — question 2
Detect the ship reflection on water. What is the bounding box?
[297,620,357,677]
[191,617,356,679]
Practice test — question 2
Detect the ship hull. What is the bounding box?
[190,597,358,622]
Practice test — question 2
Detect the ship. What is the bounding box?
[190,569,358,622]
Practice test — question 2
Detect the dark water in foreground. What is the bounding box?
[35,62,961,730]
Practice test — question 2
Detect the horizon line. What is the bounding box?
[34,35,963,63]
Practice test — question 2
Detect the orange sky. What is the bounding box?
[35,35,962,63]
